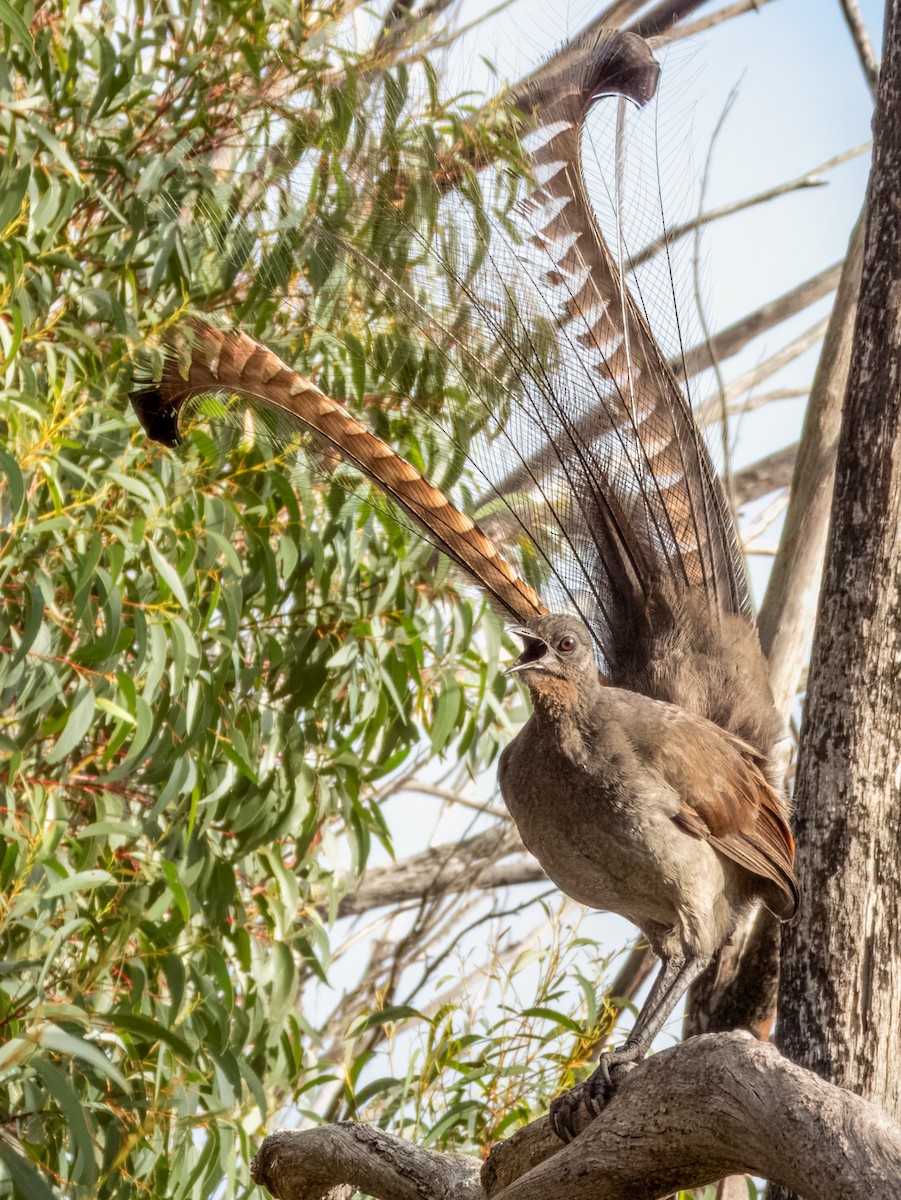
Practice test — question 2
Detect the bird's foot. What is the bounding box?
[548,1046,642,1143]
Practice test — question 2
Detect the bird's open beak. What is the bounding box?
[506,628,550,675]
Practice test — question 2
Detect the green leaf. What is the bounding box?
[46,688,96,764]
[35,1025,130,1092]
[31,1059,97,1189]
[112,1013,193,1060]
[43,869,115,899]
[0,0,35,57]
[0,448,25,521]
[147,541,190,610]
[0,1141,58,1200]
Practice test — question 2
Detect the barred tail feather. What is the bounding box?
[131,321,546,625]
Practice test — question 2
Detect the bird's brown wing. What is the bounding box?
[649,712,798,920]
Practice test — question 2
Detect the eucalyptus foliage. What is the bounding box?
[0,2,617,1197]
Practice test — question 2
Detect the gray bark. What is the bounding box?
[329,823,543,918]
[733,444,797,509]
[773,4,901,1187]
[251,1033,901,1200]
[757,215,866,717]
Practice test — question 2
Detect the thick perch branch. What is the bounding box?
[251,1033,901,1200]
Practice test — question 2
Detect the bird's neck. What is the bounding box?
[528,676,603,764]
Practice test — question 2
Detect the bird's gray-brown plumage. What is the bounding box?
[500,611,796,1138]
[129,26,798,1143]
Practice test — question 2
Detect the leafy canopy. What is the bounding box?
[0,2,619,1197]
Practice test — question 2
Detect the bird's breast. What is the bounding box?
[498,716,681,926]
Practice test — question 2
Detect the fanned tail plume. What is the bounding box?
[493,30,752,654]
[130,26,780,755]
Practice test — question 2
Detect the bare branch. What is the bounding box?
[492,272,836,502]
[252,1034,901,1200]
[733,443,798,508]
[839,0,880,96]
[776,0,901,1142]
[713,316,829,409]
[663,0,780,42]
[688,218,867,1064]
[631,146,869,269]
[484,1034,901,1200]
[757,214,866,716]
[678,261,841,379]
[627,0,714,38]
[330,823,541,918]
[398,778,507,818]
[252,1122,480,1200]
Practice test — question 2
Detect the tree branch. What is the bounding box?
[757,214,866,715]
[775,0,901,1151]
[627,0,714,38]
[663,0,779,43]
[252,1121,481,1200]
[678,260,841,379]
[733,443,797,508]
[251,1033,901,1200]
[839,0,880,96]
[492,269,836,502]
[630,145,868,270]
[330,823,543,918]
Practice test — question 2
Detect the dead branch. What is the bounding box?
[733,444,797,508]
[631,148,867,270]
[329,823,542,918]
[839,0,880,96]
[715,316,829,406]
[678,261,841,379]
[627,0,714,37]
[492,275,835,503]
[664,0,779,43]
[757,214,866,715]
[251,1033,901,1200]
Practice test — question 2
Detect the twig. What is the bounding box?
[662,0,780,43]
[713,317,829,410]
[631,144,869,269]
[839,0,880,96]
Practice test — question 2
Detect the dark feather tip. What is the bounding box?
[589,32,660,109]
[129,383,183,448]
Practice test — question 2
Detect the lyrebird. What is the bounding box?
[131,27,796,1141]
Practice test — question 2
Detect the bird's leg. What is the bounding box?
[590,951,713,1093]
[548,951,712,1142]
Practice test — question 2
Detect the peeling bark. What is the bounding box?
[773,7,901,1196]
[251,1034,901,1200]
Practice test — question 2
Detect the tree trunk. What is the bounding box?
[773,3,901,1197]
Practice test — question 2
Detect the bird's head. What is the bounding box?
[507,615,598,692]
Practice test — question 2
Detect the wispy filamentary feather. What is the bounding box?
[131,29,751,687]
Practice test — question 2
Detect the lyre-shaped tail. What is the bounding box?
[130,28,759,710]
[131,321,546,625]
[504,29,750,625]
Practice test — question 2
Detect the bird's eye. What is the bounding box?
[558,635,576,653]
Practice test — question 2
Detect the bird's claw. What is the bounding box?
[548,1084,586,1143]
[549,1047,641,1141]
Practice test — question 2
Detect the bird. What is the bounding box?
[500,608,796,1139]
[129,25,797,1144]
